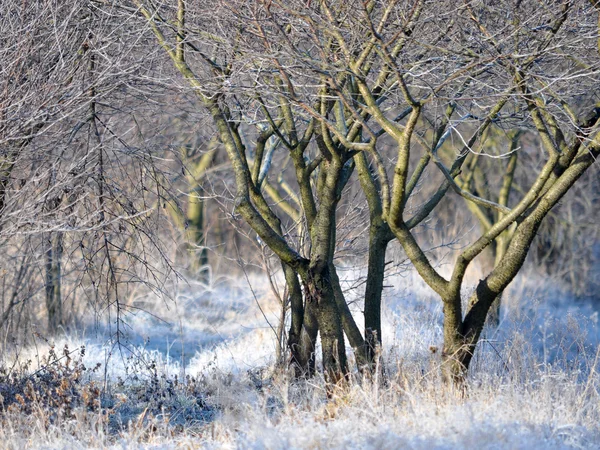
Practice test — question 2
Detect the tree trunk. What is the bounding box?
[298,301,318,377]
[329,263,368,370]
[441,295,466,384]
[442,145,600,383]
[354,150,391,369]
[443,209,552,382]
[442,283,497,384]
[187,184,209,282]
[363,222,390,367]
[45,232,64,335]
[284,263,308,375]
[303,266,347,383]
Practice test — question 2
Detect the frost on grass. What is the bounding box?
[1,270,599,449]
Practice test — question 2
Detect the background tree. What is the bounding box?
[0,0,177,339]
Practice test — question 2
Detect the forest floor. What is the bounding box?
[1,268,599,449]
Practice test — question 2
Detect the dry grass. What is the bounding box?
[1,270,599,449]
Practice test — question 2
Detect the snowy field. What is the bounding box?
[1,268,599,449]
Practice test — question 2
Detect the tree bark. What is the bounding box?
[441,294,465,384]
[329,262,369,370]
[487,236,509,326]
[298,301,318,377]
[302,265,348,383]
[363,222,391,366]
[284,263,307,374]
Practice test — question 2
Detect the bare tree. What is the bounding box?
[336,0,600,382]
[100,0,600,385]
[0,0,93,334]
[0,0,179,339]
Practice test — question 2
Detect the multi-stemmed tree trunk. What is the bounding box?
[444,137,600,380]
[130,0,391,380]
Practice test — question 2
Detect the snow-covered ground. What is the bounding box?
[1,268,599,449]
